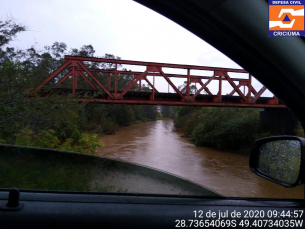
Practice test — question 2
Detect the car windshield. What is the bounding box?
[0,0,304,199]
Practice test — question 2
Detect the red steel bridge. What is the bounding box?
[29,55,286,108]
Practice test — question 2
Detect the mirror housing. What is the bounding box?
[249,136,305,187]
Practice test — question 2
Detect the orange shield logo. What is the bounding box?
[269,1,305,36]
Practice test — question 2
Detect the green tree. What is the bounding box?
[0,18,158,149]
[161,106,177,118]
[0,18,26,49]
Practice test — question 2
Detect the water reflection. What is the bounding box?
[97,120,303,198]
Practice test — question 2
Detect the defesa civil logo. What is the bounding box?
[269,0,305,37]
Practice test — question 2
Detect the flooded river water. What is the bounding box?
[97,119,303,198]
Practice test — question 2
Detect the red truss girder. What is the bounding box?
[30,55,286,108]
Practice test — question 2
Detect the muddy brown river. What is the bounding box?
[97,119,303,198]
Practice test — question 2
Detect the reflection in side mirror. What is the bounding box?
[250,136,305,187]
[258,140,301,184]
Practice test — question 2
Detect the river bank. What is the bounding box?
[172,127,252,156]
[97,119,303,198]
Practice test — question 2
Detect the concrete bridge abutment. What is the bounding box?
[260,108,300,135]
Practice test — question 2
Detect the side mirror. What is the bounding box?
[249,136,305,187]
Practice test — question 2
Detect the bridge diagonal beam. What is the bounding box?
[78,71,97,90]
[157,67,186,101]
[54,70,73,87]
[180,82,191,95]
[120,76,134,92]
[252,86,267,103]
[32,60,72,92]
[180,85,188,94]
[118,70,149,99]
[145,78,159,93]
[76,61,114,99]
[192,74,216,100]
[198,80,212,95]
[120,72,144,92]
[223,72,249,103]
[250,86,258,95]
[229,83,242,96]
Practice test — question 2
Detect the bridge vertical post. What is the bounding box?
[115,63,117,95]
[186,69,190,97]
[72,66,77,96]
[139,79,142,92]
[152,73,155,100]
[247,74,252,100]
[218,75,222,102]
[108,73,111,91]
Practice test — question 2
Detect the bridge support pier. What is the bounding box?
[260,108,300,135]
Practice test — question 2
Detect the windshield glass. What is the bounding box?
[0,0,303,199]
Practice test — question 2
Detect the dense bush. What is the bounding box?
[174,107,201,129]
[14,128,102,155]
[191,108,261,150]
[161,106,177,119]
[174,107,266,151]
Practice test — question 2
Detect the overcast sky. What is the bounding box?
[1,0,270,95]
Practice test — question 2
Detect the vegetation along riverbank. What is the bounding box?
[173,106,304,154]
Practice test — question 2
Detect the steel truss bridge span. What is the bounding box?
[30,55,286,108]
